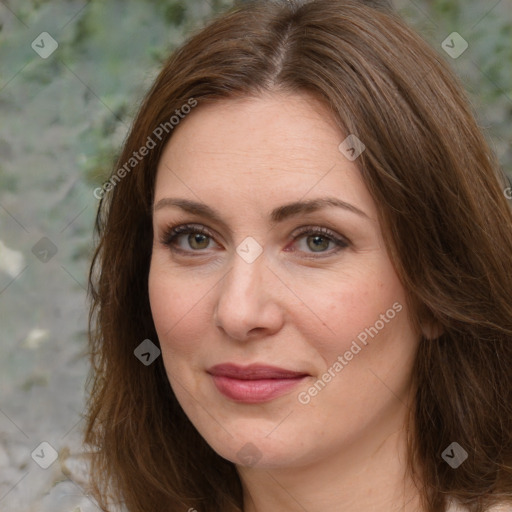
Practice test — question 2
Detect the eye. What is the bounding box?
[160,223,218,254]
[159,223,350,258]
[288,226,350,258]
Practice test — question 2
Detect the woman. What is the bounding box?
[85,1,512,511]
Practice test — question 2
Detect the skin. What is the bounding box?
[148,92,423,512]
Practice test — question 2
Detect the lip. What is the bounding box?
[207,363,309,403]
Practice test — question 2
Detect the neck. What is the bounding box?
[238,424,423,512]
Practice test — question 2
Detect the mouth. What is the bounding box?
[207,363,310,403]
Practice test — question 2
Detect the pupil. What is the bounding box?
[309,235,328,252]
[190,234,208,249]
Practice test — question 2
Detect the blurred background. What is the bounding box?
[0,0,510,510]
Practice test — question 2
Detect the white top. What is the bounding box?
[448,500,512,512]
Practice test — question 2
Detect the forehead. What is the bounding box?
[154,92,376,220]
[159,92,339,169]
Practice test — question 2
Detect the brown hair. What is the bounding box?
[85,1,512,511]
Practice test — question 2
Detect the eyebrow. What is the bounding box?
[153,197,369,223]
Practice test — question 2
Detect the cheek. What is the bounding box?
[148,261,210,357]
[294,261,406,357]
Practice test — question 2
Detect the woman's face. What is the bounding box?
[149,92,420,470]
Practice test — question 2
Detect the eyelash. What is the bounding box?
[159,223,350,259]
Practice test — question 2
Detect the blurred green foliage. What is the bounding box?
[395,0,512,178]
[0,0,510,194]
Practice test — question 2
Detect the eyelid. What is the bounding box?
[159,222,350,257]
[290,225,350,246]
[159,223,219,249]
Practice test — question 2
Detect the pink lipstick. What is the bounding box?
[207,363,309,403]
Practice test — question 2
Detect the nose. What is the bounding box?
[213,249,284,342]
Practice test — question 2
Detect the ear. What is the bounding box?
[415,303,444,340]
[420,319,444,340]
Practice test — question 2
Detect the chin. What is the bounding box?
[201,427,312,469]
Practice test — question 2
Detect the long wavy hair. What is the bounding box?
[85,1,512,511]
